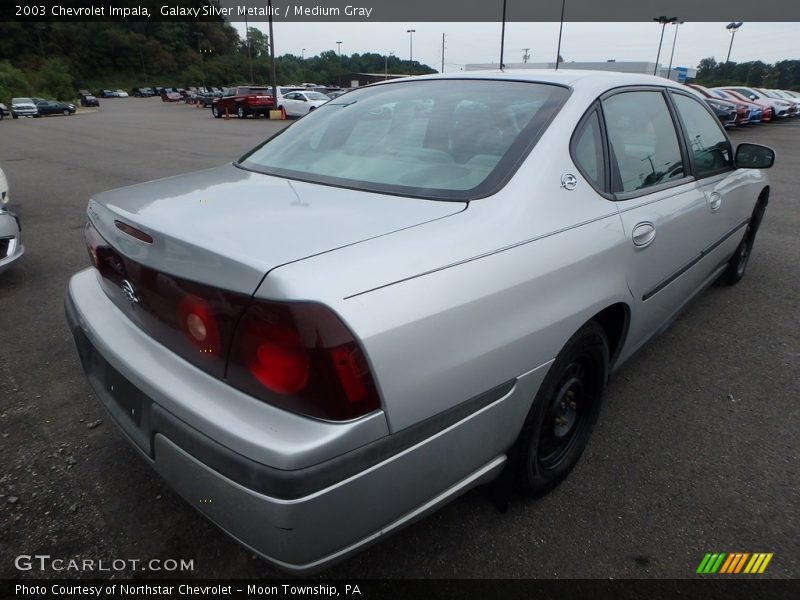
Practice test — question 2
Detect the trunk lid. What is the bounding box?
[88,163,465,295]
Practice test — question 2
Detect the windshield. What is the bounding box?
[12,98,33,104]
[238,79,568,200]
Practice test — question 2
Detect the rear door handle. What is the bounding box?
[706,191,722,211]
[632,222,656,248]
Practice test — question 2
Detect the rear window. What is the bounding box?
[238,79,569,200]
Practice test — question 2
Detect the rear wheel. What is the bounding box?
[237,105,247,119]
[12,113,18,119]
[514,321,609,497]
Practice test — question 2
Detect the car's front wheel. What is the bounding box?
[514,321,609,497]
[212,106,221,118]
[63,108,71,116]
[237,105,247,118]
[717,198,767,286]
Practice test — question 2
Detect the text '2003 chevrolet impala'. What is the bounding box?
[65,71,774,573]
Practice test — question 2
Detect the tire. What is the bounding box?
[237,105,247,119]
[212,106,221,118]
[12,113,18,119]
[716,199,766,286]
[513,321,609,497]
[63,109,70,116]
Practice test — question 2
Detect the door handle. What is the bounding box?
[632,222,656,248]
[706,191,722,212]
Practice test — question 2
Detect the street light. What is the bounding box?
[725,22,743,63]
[652,16,678,76]
[406,29,416,62]
[385,51,394,80]
[336,41,343,87]
[666,20,684,79]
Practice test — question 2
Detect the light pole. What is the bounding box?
[385,51,394,80]
[666,20,684,79]
[336,41,342,87]
[194,32,206,90]
[652,16,678,76]
[725,22,743,63]
[406,29,416,62]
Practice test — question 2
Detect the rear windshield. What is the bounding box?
[238,79,569,200]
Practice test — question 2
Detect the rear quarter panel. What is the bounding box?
[258,100,634,433]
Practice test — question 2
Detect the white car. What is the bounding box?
[279,91,330,117]
[0,166,24,274]
[115,90,129,98]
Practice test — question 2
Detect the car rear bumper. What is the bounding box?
[65,268,542,572]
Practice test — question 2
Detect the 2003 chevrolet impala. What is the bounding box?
[66,71,774,572]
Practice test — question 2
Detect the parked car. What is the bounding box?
[211,86,274,118]
[80,94,100,107]
[326,90,348,100]
[0,166,24,274]
[278,90,331,117]
[66,71,774,574]
[721,86,793,119]
[132,87,155,97]
[33,98,76,116]
[10,97,39,118]
[197,92,217,107]
[686,83,751,125]
[161,92,182,102]
[757,89,800,115]
[711,89,772,122]
[98,89,117,98]
[0,102,6,119]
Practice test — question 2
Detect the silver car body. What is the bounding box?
[65,71,770,572]
[10,98,38,118]
[0,167,24,273]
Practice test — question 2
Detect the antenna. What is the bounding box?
[500,0,507,70]
[555,0,566,71]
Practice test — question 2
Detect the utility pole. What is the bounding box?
[441,33,446,73]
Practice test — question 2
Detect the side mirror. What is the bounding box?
[735,143,775,169]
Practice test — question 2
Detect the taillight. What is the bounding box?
[228,300,380,421]
[84,219,378,421]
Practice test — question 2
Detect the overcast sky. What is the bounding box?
[233,21,799,72]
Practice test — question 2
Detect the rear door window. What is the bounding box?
[602,91,686,194]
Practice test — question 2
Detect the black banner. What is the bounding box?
[2,579,799,600]
[3,0,800,22]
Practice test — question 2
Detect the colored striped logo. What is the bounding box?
[696,553,773,574]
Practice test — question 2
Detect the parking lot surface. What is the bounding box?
[0,98,797,578]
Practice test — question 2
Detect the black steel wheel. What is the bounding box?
[514,321,609,497]
[717,198,766,286]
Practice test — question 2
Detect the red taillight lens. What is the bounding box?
[229,300,380,421]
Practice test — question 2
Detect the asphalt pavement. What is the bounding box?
[0,98,797,579]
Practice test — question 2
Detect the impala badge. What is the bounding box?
[121,279,140,305]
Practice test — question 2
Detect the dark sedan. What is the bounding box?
[33,98,76,116]
[80,95,100,107]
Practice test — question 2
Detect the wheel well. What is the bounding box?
[589,303,629,367]
[758,186,769,209]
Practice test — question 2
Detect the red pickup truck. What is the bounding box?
[211,86,274,118]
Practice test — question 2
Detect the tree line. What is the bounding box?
[694,57,800,89]
[0,21,435,101]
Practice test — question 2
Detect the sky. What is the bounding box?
[232,21,800,72]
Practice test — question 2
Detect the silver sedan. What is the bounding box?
[0,166,24,274]
[65,70,774,573]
